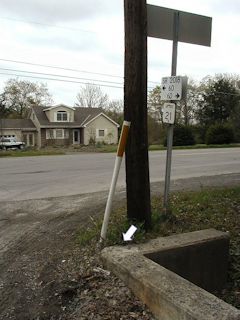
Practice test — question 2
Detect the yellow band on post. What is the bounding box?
[117,121,131,157]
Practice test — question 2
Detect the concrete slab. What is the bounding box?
[101,229,240,320]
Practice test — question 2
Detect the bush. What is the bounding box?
[148,116,163,145]
[89,137,96,145]
[164,125,195,146]
[205,124,234,145]
[191,125,205,144]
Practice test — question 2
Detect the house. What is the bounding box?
[0,118,37,147]
[0,104,119,148]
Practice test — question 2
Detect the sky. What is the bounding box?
[0,0,239,106]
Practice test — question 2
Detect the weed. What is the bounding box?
[76,185,240,308]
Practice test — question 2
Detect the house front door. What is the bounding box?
[73,130,80,144]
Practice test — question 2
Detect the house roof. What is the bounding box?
[43,104,75,112]
[0,118,36,130]
[82,112,120,128]
[32,105,53,126]
[32,105,118,128]
[76,108,106,126]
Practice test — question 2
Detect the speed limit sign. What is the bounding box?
[162,103,176,124]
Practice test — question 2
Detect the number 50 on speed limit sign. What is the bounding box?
[162,103,176,124]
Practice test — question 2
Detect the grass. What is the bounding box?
[0,149,65,157]
[149,143,240,151]
[77,143,240,153]
[76,185,240,308]
[0,143,239,158]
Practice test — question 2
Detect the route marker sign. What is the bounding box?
[161,76,182,101]
[162,103,176,124]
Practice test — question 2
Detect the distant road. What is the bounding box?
[0,148,240,201]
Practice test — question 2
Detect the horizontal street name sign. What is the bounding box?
[147,4,212,47]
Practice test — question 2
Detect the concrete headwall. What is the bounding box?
[101,229,240,320]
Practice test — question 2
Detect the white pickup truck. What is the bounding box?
[0,137,25,150]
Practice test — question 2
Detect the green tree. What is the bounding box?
[147,86,164,145]
[148,115,162,145]
[229,76,240,141]
[1,79,53,118]
[148,85,164,123]
[230,103,240,142]
[0,93,12,118]
[196,75,240,126]
[205,124,234,144]
[164,125,195,146]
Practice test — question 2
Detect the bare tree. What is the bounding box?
[75,84,109,108]
[177,79,199,125]
[103,99,123,125]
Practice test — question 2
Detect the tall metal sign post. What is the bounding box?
[147,5,212,211]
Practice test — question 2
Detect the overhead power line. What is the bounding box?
[0,58,123,79]
[0,71,123,89]
[0,58,160,85]
[0,67,123,86]
[0,67,236,97]
[0,71,156,92]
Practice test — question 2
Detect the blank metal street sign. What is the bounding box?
[147,4,212,47]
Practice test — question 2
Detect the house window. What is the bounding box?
[1,135,15,138]
[98,129,105,137]
[46,129,69,139]
[47,129,54,139]
[56,129,63,138]
[57,111,68,121]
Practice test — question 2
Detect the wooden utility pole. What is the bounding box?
[124,0,151,229]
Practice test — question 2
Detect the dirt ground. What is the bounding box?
[0,174,240,320]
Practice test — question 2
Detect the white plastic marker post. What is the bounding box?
[122,225,137,241]
[100,121,131,242]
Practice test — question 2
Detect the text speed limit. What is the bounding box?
[162,103,176,124]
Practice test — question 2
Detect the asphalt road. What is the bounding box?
[0,148,240,201]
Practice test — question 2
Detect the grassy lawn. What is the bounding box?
[77,143,240,153]
[0,149,65,157]
[0,143,239,157]
[149,143,240,151]
[77,186,240,309]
